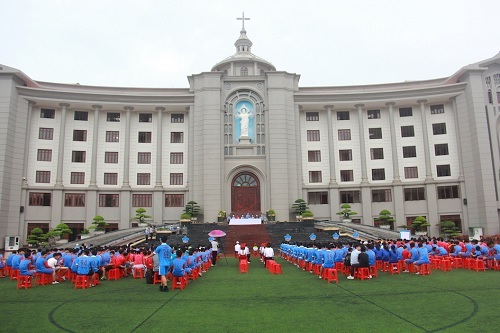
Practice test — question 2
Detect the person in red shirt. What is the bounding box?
[101,251,116,279]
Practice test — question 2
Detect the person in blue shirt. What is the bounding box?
[170,250,187,277]
[152,236,172,292]
[366,244,376,267]
[404,243,419,271]
[388,245,399,264]
[414,243,430,273]
[319,244,335,279]
[11,249,25,270]
[19,252,35,277]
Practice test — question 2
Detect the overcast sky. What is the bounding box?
[1,0,499,88]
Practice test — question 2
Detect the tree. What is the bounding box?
[27,227,47,247]
[411,216,431,232]
[134,208,152,225]
[184,201,201,219]
[336,204,358,219]
[90,215,109,232]
[438,220,461,238]
[377,209,394,226]
[292,199,309,216]
[46,223,73,246]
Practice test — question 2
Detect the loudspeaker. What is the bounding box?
[463,198,467,205]
[20,206,24,213]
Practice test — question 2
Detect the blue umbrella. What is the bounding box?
[284,234,292,242]
[332,232,339,240]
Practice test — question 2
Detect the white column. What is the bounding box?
[325,105,337,185]
[89,105,102,188]
[55,103,69,187]
[418,99,433,180]
[122,106,133,188]
[155,107,165,188]
[356,104,368,183]
[386,102,401,183]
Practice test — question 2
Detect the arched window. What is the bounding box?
[240,67,248,77]
[233,173,258,187]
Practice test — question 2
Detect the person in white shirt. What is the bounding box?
[234,241,241,258]
[263,243,274,266]
[347,244,362,279]
[46,253,68,283]
[210,239,219,266]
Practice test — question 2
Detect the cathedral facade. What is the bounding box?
[1,25,500,246]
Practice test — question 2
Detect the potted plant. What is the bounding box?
[80,228,91,239]
[217,210,226,223]
[46,223,73,245]
[27,227,47,248]
[184,201,201,222]
[438,220,461,239]
[292,199,309,221]
[133,207,151,227]
[411,216,431,236]
[89,215,109,234]
[396,224,409,231]
[302,210,315,221]
[336,204,358,222]
[377,209,394,230]
[267,209,276,222]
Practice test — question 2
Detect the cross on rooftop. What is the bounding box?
[237,12,250,30]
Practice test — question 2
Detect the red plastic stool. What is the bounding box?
[107,268,120,281]
[473,259,486,272]
[356,267,371,280]
[323,268,338,284]
[239,260,249,274]
[10,269,20,280]
[74,275,90,289]
[451,257,463,269]
[369,266,378,278]
[418,263,431,275]
[440,260,452,272]
[389,262,400,275]
[35,273,53,286]
[0,266,6,278]
[376,260,383,271]
[133,269,144,279]
[312,264,321,275]
[334,262,344,272]
[171,275,187,290]
[17,275,33,289]
[93,273,100,286]
[153,272,162,284]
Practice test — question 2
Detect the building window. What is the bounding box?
[339,149,352,161]
[99,194,119,207]
[39,127,54,140]
[29,193,51,206]
[73,130,87,141]
[71,151,86,163]
[404,187,425,201]
[37,149,52,161]
[309,171,322,183]
[372,168,385,180]
[170,173,183,185]
[340,190,361,203]
[105,152,118,163]
[403,146,416,158]
[107,112,120,122]
[404,167,418,179]
[132,194,152,207]
[338,129,351,140]
[430,104,445,114]
[240,67,248,76]
[171,132,184,143]
[307,130,320,141]
[64,193,85,207]
[105,131,119,142]
[308,150,321,162]
[70,172,85,184]
[74,111,88,121]
[306,112,319,121]
[137,173,151,185]
[439,214,462,232]
[437,185,460,199]
[171,114,184,123]
[337,111,350,120]
[40,108,55,119]
[165,194,184,207]
[372,189,392,202]
[436,164,451,177]
[104,173,118,185]
[138,132,152,143]
[139,113,152,122]
[35,171,50,183]
[369,128,382,139]
[370,148,384,160]
[432,123,447,135]
[170,152,184,164]
[401,125,415,137]
[138,152,151,164]
[340,170,353,182]
[367,109,381,119]
[435,143,449,156]
[308,191,328,204]
[399,107,413,117]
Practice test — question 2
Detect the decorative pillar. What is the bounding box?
[386,102,401,183]
[122,106,133,188]
[155,107,165,188]
[418,99,433,180]
[55,103,70,187]
[325,105,337,185]
[22,101,35,187]
[89,105,102,188]
[356,104,368,184]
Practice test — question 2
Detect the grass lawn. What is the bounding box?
[1,256,498,333]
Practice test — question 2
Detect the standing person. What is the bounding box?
[144,228,149,243]
[347,243,362,280]
[154,236,172,292]
[210,238,219,266]
[234,241,241,259]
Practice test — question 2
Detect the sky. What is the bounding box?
[1,0,499,88]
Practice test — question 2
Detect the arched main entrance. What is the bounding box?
[231,172,261,215]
